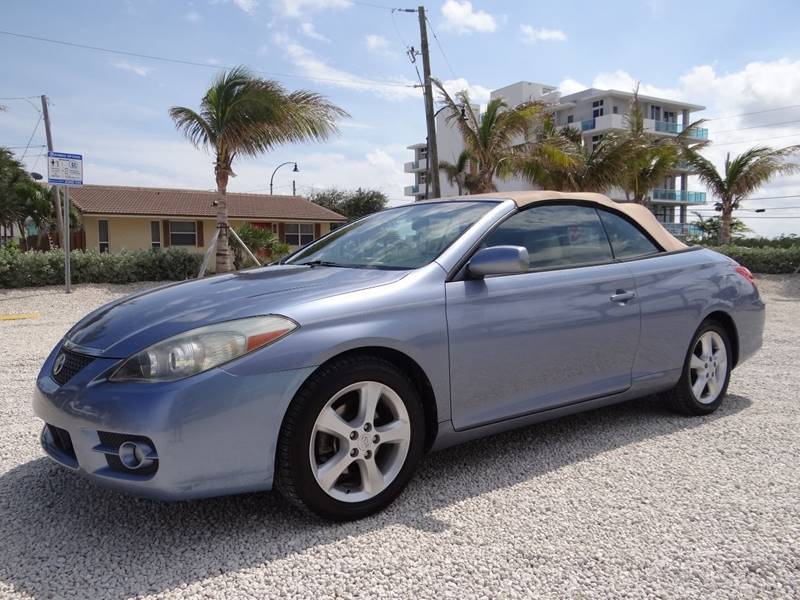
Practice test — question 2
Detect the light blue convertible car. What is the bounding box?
[34,191,764,519]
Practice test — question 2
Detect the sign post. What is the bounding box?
[47,152,83,294]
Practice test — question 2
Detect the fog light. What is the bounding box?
[118,441,155,470]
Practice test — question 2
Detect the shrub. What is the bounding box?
[728,235,800,249]
[710,245,800,274]
[0,247,203,288]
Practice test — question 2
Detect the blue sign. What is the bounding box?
[48,151,83,186]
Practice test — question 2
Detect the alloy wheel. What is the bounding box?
[689,331,728,405]
[309,381,411,503]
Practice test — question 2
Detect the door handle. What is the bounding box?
[610,290,636,304]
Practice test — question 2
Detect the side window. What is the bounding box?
[482,204,613,270]
[597,210,660,259]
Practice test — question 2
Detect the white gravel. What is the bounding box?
[0,277,798,599]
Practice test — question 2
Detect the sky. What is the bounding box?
[2,0,800,236]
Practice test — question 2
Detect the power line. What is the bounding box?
[712,118,800,135]
[0,29,416,91]
[19,113,43,161]
[710,132,800,147]
[425,16,457,80]
[704,103,800,122]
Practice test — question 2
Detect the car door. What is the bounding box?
[446,203,641,430]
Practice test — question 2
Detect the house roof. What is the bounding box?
[68,185,347,222]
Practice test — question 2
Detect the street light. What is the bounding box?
[30,172,43,181]
[270,162,299,195]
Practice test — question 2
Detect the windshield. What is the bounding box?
[286,201,496,270]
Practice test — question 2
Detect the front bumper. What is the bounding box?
[33,344,315,501]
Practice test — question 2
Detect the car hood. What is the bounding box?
[65,265,409,358]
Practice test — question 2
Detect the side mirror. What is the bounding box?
[467,245,529,278]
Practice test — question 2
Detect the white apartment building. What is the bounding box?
[404,81,709,237]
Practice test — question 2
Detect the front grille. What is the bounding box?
[52,349,94,385]
[46,424,76,460]
[97,431,159,476]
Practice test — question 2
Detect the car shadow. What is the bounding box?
[0,393,750,598]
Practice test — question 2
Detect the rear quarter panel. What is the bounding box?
[625,247,764,381]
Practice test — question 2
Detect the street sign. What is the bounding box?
[47,151,83,186]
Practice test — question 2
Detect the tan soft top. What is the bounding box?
[464,190,687,252]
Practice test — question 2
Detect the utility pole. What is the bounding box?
[40,95,64,244]
[417,6,440,199]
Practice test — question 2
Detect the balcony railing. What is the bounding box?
[660,222,702,237]
[404,184,418,196]
[580,118,596,131]
[653,120,709,139]
[652,188,707,204]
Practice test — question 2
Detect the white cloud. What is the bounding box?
[233,0,258,14]
[365,34,390,53]
[185,10,201,22]
[300,21,330,42]
[280,38,420,100]
[520,25,566,43]
[112,62,152,77]
[440,0,498,34]
[276,0,351,18]
[440,78,491,104]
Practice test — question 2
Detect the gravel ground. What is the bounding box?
[0,277,798,599]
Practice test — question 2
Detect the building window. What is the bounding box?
[150,221,161,248]
[98,219,109,253]
[650,105,662,121]
[592,99,604,118]
[169,221,197,246]
[285,223,315,246]
[566,115,574,123]
[612,105,619,114]
[591,135,602,150]
[664,110,676,123]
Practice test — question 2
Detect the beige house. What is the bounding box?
[68,185,346,253]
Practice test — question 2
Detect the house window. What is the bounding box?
[591,135,603,150]
[612,105,619,114]
[98,220,109,253]
[150,221,161,248]
[664,110,676,123]
[285,223,315,246]
[566,115,574,123]
[592,99,604,118]
[169,221,197,246]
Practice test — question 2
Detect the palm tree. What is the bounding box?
[685,145,800,244]
[513,117,627,193]
[170,66,348,272]
[617,86,707,207]
[433,79,541,193]
[438,150,472,195]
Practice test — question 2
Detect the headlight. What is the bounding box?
[110,315,297,382]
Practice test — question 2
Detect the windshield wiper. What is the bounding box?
[298,260,346,267]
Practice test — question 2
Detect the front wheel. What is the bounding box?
[663,321,732,415]
[275,356,425,520]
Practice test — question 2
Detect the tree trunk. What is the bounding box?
[719,202,734,246]
[215,169,232,273]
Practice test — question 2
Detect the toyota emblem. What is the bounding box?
[53,353,66,376]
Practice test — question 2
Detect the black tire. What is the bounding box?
[663,320,733,416]
[275,355,425,520]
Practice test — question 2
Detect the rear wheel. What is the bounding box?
[275,356,425,520]
[663,321,732,415]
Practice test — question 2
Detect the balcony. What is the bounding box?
[653,120,709,139]
[404,158,428,173]
[652,189,707,204]
[404,183,427,197]
[660,222,702,237]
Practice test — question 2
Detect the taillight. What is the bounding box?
[735,265,756,285]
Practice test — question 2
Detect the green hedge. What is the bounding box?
[0,247,203,288]
[710,245,800,274]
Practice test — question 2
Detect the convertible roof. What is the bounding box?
[463,191,687,252]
